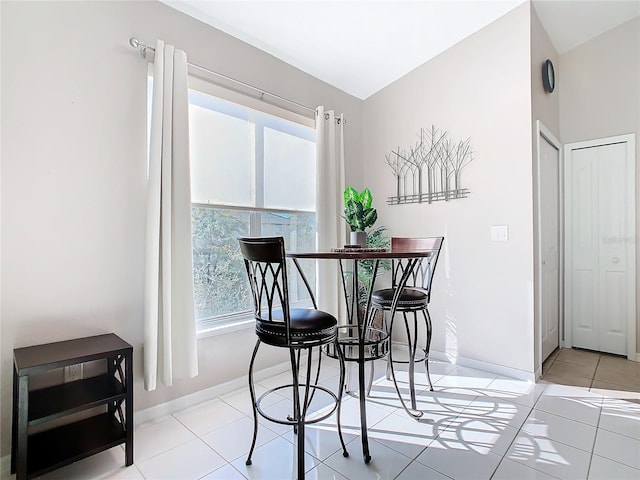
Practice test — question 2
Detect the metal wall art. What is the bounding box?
[386,126,473,205]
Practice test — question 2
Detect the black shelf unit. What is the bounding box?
[11,334,133,480]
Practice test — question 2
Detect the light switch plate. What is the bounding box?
[491,225,509,241]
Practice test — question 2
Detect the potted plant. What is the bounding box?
[341,187,390,314]
[343,186,378,246]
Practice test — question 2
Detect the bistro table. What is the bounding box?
[287,247,435,463]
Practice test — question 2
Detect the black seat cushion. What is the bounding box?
[256,308,338,346]
[371,288,428,309]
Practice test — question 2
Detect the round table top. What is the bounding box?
[287,248,434,260]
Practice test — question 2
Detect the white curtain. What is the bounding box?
[144,40,198,391]
[315,107,346,318]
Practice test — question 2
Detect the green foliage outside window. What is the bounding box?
[192,207,250,320]
[192,206,317,323]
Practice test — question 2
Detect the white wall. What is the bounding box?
[559,17,640,351]
[362,4,535,374]
[530,6,560,136]
[560,18,640,144]
[0,0,363,457]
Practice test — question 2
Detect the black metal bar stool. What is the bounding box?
[368,236,444,409]
[238,236,348,479]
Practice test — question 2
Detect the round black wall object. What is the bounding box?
[542,59,555,93]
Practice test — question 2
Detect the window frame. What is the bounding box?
[187,76,317,334]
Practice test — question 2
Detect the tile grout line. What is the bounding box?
[384,366,461,480]
[588,353,602,389]
[488,402,536,480]
[585,364,604,480]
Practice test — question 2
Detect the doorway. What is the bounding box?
[536,122,562,368]
[564,134,636,359]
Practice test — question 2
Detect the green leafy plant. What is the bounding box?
[340,187,389,307]
[343,186,378,232]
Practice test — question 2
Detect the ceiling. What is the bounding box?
[161,0,640,99]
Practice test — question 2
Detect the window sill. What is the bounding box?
[195,299,313,340]
[196,316,254,340]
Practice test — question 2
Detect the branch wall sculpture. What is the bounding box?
[386,126,473,205]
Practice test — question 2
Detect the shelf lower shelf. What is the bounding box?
[28,374,126,426]
[26,413,126,479]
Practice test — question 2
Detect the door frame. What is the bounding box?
[535,121,563,376]
[564,133,636,360]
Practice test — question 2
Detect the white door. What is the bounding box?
[565,135,636,357]
[540,134,560,361]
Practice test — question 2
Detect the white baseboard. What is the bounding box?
[135,360,290,425]
[534,365,542,382]
[429,350,536,383]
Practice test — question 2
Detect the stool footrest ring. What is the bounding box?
[324,326,390,362]
[256,383,340,426]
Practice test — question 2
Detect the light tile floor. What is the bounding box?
[35,349,640,480]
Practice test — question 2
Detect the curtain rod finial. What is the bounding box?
[130,37,149,59]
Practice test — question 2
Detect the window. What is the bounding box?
[188,86,317,332]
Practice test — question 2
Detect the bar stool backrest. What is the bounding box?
[390,236,444,303]
[238,236,292,340]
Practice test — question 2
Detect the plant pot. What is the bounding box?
[350,231,367,247]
